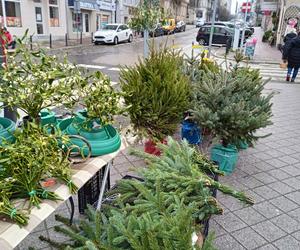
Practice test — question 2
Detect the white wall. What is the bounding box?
[5,0,67,39]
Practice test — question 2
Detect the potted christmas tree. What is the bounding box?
[120,47,190,155]
[193,67,273,174]
[58,71,122,157]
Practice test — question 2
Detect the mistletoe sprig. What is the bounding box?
[0,123,77,209]
[76,71,123,127]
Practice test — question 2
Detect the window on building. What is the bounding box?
[4,0,22,27]
[72,12,82,32]
[49,0,59,27]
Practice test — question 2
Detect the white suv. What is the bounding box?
[93,24,133,45]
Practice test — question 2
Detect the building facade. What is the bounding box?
[188,0,213,24]
[67,0,116,38]
[0,0,67,39]
[116,0,139,24]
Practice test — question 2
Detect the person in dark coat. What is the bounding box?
[282,33,300,82]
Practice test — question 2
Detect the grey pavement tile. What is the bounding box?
[254,152,274,161]
[292,231,300,241]
[286,191,300,205]
[220,178,248,191]
[232,227,267,250]
[288,208,300,223]
[267,169,291,180]
[282,177,300,190]
[214,212,247,233]
[233,207,266,226]
[252,172,277,185]
[252,186,281,200]
[238,176,264,189]
[113,155,130,165]
[253,201,283,219]
[214,234,245,250]
[253,161,274,171]
[252,220,287,242]
[114,161,134,173]
[280,155,300,165]
[280,165,300,176]
[267,181,295,195]
[245,190,265,204]
[241,165,263,175]
[110,173,122,186]
[209,219,227,237]
[125,153,143,162]
[131,159,147,168]
[273,235,300,250]
[17,230,50,250]
[269,196,299,212]
[264,149,287,158]
[256,244,278,250]
[265,158,288,168]
[271,214,300,234]
[218,196,250,212]
[277,147,297,155]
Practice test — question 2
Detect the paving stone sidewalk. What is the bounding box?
[16,81,300,249]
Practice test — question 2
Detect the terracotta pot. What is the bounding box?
[144,139,167,156]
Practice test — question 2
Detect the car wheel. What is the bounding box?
[198,39,206,45]
[113,36,118,45]
[183,27,186,32]
[128,34,133,43]
[94,41,99,45]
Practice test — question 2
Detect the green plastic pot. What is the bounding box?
[0,117,16,144]
[40,109,56,126]
[211,144,238,174]
[58,112,121,157]
[237,140,249,150]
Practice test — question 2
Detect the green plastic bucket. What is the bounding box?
[40,109,56,126]
[237,140,248,150]
[58,114,121,157]
[0,117,16,144]
[211,144,238,174]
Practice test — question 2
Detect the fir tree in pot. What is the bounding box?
[0,34,81,126]
[120,47,190,155]
[193,67,273,174]
[58,71,122,157]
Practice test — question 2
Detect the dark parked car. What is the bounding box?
[141,23,164,37]
[196,25,234,45]
[204,21,253,38]
[175,21,186,32]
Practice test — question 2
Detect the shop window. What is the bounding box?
[101,15,109,28]
[49,0,59,27]
[5,0,22,27]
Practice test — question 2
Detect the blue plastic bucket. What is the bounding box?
[211,144,238,174]
[181,120,201,145]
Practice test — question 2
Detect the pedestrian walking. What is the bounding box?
[282,32,300,82]
[0,27,15,49]
[225,36,232,55]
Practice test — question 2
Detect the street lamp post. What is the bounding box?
[208,0,218,58]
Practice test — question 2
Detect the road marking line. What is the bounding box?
[107,67,121,71]
[111,81,118,86]
[78,64,106,70]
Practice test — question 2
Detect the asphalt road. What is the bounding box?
[67,26,220,82]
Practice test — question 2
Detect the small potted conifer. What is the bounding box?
[193,66,273,174]
[120,47,190,155]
